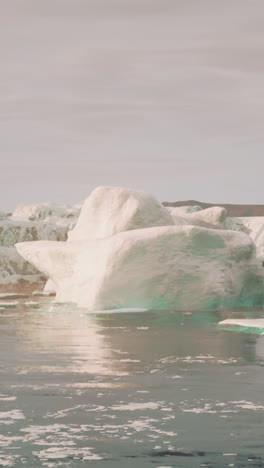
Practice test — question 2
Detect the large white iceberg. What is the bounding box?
[16,186,264,311]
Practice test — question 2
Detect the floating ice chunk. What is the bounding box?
[0,293,29,299]
[0,301,18,308]
[94,308,148,314]
[32,290,56,297]
[219,318,264,329]
[25,301,39,308]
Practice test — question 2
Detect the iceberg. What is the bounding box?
[0,206,80,285]
[16,186,264,311]
[12,202,81,221]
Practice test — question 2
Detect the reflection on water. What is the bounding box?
[1,297,264,467]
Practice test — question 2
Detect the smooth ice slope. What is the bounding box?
[16,225,264,311]
[68,186,173,241]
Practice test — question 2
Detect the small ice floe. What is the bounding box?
[0,293,29,299]
[94,308,148,314]
[25,301,39,308]
[119,359,141,363]
[32,290,56,297]
[0,301,18,309]
[219,318,264,330]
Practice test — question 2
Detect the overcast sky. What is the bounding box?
[1,0,264,210]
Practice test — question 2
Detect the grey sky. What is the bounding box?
[1,0,264,210]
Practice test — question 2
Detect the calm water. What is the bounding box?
[1,296,264,467]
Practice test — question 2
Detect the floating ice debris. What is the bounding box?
[95,308,148,314]
[0,293,29,299]
[25,301,39,308]
[119,359,141,363]
[219,318,264,329]
[0,301,18,308]
[32,290,56,297]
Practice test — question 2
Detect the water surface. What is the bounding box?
[1,297,264,467]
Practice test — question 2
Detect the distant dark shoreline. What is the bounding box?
[162,201,264,217]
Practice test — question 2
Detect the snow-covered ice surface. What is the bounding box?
[68,186,173,241]
[1,296,264,467]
